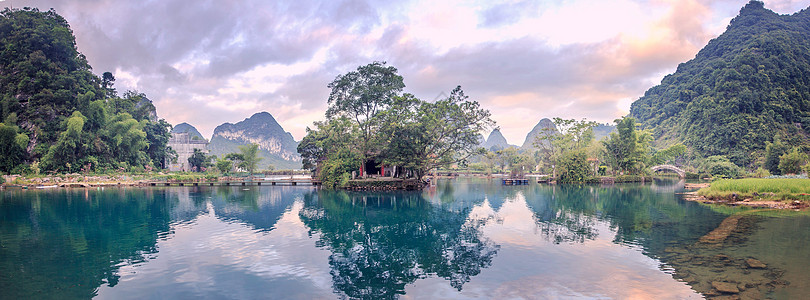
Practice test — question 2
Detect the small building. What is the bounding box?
[166,132,209,172]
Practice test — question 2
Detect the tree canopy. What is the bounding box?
[0,8,174,173]
[300,63,493,187]
[630,1,810,167]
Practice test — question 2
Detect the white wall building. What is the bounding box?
[166,132,208,172]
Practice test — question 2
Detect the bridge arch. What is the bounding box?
[651,164,685,178]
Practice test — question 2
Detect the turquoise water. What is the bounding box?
[1,179,808,299]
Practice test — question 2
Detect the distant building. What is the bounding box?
[166,132,208,172]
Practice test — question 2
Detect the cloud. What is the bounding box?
[5,0,808,145]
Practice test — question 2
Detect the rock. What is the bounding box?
[711,295,740,300]
[745,258,767,269]
[712,281,740,294]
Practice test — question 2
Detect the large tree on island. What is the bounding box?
[299,62,494,187]
[325,61,404,166]
[378,87,494,179]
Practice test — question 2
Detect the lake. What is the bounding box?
[1,178,808,299]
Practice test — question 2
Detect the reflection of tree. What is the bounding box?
[0,188,177,299]
[299,190,498,299]
[519,182,725,253]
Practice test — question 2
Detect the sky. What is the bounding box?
[4,0,810,145]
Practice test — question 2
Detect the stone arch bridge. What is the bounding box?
[651,164,685,178]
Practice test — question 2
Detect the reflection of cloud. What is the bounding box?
[96,200,335,299]
[403,191,699,299]
[6,0,809,143]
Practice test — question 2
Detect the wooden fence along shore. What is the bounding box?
[147,178,322,186]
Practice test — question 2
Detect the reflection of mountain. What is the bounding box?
[299,190,499,299]
[208,186,303,231]
[0,188,177,299]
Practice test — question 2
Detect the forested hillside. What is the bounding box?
[630,1,810,167]
[0,8,172,173]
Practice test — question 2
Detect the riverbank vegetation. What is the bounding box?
[697,178,810,202]
[298,62,493,189]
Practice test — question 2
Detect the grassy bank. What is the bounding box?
[698,178,810,201]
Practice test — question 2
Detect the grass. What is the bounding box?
[697,178,810,201]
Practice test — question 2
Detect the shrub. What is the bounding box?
[700,155,743,178]
[556,150,590,183]
[778,148,808,175]
[753,167,771,178]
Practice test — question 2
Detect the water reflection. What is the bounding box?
[0,188,175,299]
[2,180,808,299]
[299,190,499,299]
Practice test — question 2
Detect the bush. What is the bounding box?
[700,156,743,178]
[779,148,808,175]
[10,164,31,175]
[556,150,590,183]
[753,167,771,178]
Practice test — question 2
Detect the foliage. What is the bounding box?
[301,65,493,186]
[531,118,599,181]
[41,111,88,172]
[215,158,232,174]
[764,137,790,175]
[700,155,743,178]
[753,167,771,178]
[698,178,810,201]
[107,91,156,122]
[187,148,212,172]
[0,8,176,173]
[650,143,687,166]
[378,87,494,179]
[556,150,590,183]
[144,119,173,169]
[319,148,361,189]
[237,144,262,174]
[0,122,27,172]
[298,117,360,175]
[0,8,103,155]
[602,117,652,175]
[107,113,148,167]
[326,61,404,162]
[630,1,810,167]
[533,118,595,165]
[778,148,808,175]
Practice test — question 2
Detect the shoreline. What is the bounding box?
[679,191,809,210]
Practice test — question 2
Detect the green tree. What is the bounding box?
[298,117,361,177]
[378,87,493,179]
[326,61,405,166]
[764,138,790,175]
[700,155,743,178]
[778,148,808,175]
[557,150,590,183]
[533,118,598,180]
[41,111,87,172]
[238,144,262,174]
[0,8,105,159]
[187,148,211,172]
[0,123,27,173]
[107,113,148,168]
[108,91,156,121]
[143,119,173,169]
[101,71,117,99]
[602,117,651,175]
[215,158,233,174]
[650,143,687,166]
